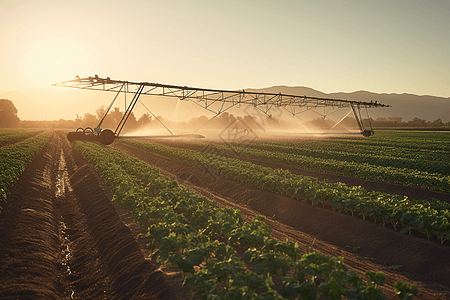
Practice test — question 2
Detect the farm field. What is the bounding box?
[137,131,450,195]
[0,129,449,299]
[0,128,43,148]
[0,131,171,299]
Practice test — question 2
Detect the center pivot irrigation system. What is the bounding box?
[53,75,391,145]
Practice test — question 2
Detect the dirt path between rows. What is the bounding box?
[112,140,450,300]
[0,130,44,148]
[2,132,449,299]
[150,139,450,202]
[0,132,172,299]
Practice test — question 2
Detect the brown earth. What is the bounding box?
[111,139,450,300]
[0,132,174,299]
[1,131,450,299]
[146,138,450,202]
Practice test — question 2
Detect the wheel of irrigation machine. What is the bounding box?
[99,129,115,145]
[67,131,76,142]
[362,130,373,137]
[67,127,85,142]
[83,127,97,141]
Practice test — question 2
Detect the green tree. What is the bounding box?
[430,118,444,127]
[407,117,428,127]
[138,112,152,127]
[81,113,98,128]
[0,99,20,128]
[109,107,123,125]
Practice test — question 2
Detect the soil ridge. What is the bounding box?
[0,132,172,299]
[112,141,450,299]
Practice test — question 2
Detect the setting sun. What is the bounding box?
[1,1,450,298]
[0,0,449,123]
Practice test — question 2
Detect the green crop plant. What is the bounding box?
[120,138,450,245]
[0,132,50,212]
[75,140,418,299]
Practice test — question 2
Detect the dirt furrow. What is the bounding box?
[0,132,172,299]
[0,133,69,299]
[149,139,450,202]
[112,140,450,300]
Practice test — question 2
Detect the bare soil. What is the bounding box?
[149,138,450,203]
[111,139,450,300]
[0,132,173,299]
[1,132,450,299]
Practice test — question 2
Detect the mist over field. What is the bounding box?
[2,1,449,298]
[1,86,449,124]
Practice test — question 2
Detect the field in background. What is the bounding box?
[1,129,449,299]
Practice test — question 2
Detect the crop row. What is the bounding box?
[212,143,450,193]
[324,131,450,152]
[75,141,417,299]
[275,131,449,162]
[0,132,50,211]
[0,129,30,136]
[120,139,450,245]
[0,129,42,143]
[294,138,448,155]
[294,143,447,166]
[243,142,449,177]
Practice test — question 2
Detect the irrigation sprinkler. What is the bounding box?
[53,75,391,144]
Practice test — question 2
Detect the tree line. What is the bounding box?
[367,117,450,128]
[18,105,155,130]
[1,98,449,130]
[0,99,21,128]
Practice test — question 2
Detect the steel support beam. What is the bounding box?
[53,75,390,114]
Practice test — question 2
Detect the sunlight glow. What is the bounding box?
[0,0,448,122]
[17,34,89,88]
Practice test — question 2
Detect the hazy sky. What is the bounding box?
[1,0,449,97]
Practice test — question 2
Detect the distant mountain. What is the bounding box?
[247,86,450,123]
[1,86,449,122]
[246,86,328,98]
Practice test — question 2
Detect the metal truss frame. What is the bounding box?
[53,75,390,136]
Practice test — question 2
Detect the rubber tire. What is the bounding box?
[67,131,76,142]
[99,129,115,145]
[362,130,373,137]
